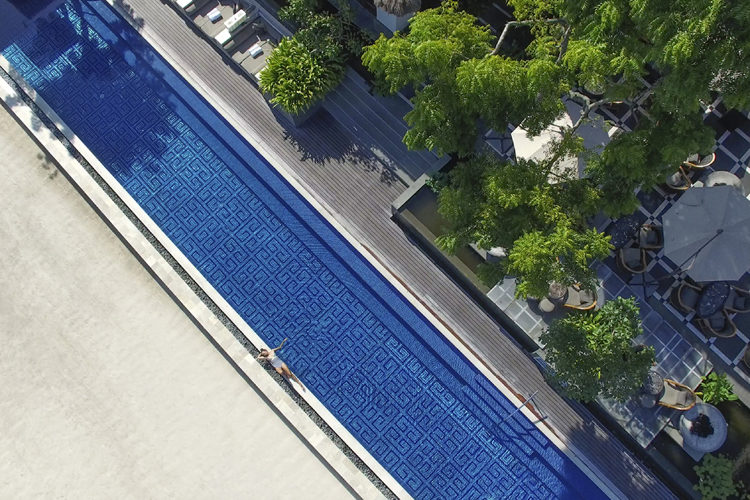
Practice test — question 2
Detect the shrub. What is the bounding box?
[260,0,364,115]
[698,372,739,405]
[260,38,341,115]
[694,454,738,500]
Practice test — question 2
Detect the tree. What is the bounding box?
[362,1,567,157]
[435,154,609,298]
[362,0,748,212]
[540,297,655,402]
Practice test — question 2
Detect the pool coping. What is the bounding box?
[0,61,396,500]
[1,0,625,497]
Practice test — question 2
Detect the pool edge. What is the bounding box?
[0,57,398,500]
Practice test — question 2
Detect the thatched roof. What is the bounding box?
[374,0,420,16]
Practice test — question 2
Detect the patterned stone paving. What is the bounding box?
[486,82,750,448]
[1,1,607,498]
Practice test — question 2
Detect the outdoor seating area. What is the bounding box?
[173,0,281,83]
[488,100,750,450]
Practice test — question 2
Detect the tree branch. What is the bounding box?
[492,18,570,57]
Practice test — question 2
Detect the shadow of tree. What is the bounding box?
[111,0,145,30]
[278,108,401,187]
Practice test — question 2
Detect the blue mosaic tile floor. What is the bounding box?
[1,1,606,498]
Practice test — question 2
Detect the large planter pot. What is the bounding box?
[271,100,322,128]
[680,403,728,454]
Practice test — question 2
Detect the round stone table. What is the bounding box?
[680,403,728,454]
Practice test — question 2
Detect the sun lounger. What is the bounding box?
[214,7,257,45]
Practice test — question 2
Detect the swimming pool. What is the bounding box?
[2,1,607,498]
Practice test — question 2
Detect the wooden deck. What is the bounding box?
[110,1,675,498]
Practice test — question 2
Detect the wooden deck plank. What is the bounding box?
[106,1,675,498]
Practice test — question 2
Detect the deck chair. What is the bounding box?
[683,152,716,170]
[698,310,737,338]
[215,6,258,45]
[638,224,663,250]
[670,281,703,314]
[563,285,597,311]
[657,379,697,410]
[725,286,750,313]
[177,0,211,11]
[664,166,691,191]
[618,247,647,274]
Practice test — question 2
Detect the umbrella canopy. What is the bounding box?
[374,0,420,16]
[511,99,616,183]
[662,185,750,282]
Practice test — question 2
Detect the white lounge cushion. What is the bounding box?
[248,42,263,57]
[225,9,246,31]
[215,28,232,45]
[207,7,222,22]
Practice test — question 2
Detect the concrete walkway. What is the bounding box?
[0,104,354,499]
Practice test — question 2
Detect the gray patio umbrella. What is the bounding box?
[662,185,750,282]
[374,0,420,16]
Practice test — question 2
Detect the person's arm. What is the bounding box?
[271,337,288,352]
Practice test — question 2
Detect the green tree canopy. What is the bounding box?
[540,297,655,402]
[362,1,568,157]
[363,0,746,211]
[436,154,609,298]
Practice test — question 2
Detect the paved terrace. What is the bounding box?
[8,0,676,498]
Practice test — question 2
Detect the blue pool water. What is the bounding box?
[3,2,607,498]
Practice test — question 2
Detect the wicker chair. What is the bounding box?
[638,224,663,250]
[618,247,647,274]
[683,152,717,170]
[563,285,597,311]
[698,310,737,338]
[724,286,750,313]
[664,166,692,191]
[670,281,703,314]
[657,379,697,410]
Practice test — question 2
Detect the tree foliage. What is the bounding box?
[436,154,609,297]
[540,297,655,402]
[362,1,568,156]
[363,0,747,210]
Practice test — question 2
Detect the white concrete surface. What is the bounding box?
[0,104,355,499]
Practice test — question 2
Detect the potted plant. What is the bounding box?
[697,372,739,405]
[690,413,715,438]
[260,37,341,124]
[259,0,364,125]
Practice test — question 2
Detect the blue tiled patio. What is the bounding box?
[488,97,750,450]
